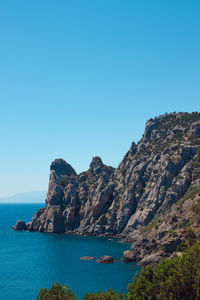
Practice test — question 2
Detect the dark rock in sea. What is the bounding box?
[96,256,114,264]
[12,220,27,231]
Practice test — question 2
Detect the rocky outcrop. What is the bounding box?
[138,253,163,266]
[12,220,27,231]
[13,112,200,260]
[123,250,136,262]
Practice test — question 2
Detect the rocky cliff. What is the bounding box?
[13,112,200,259]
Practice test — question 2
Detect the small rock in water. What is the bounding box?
[80,256,96,260]
[96,256,114,264]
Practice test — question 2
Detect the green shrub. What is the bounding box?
[82,289,125,300]
[178,185,200,207]
[192,161,200,168]
[154,220,162,230]
[171,231,178,238]
[37,282,76,300]
[169,214,178,224]
[127,242,200,300]
[176,241,187,252]
[191,199,200,215]
[154,223,159,230]
[37,284,125,300]
[184,227,196,245]
[177,220,188,229]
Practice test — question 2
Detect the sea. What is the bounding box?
[0,204,140,299]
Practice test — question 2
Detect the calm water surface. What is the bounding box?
[0,204,140,299]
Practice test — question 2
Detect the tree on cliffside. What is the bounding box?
[127,242,200,300]
[37,282,76,300]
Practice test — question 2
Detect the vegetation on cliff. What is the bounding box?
[127,242,200,300]
[37,283,124,300]
[37,242,200,300]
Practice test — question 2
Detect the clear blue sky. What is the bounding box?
[0,0,200,198]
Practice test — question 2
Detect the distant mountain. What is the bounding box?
[0,191,46,203]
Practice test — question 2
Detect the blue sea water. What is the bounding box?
[0,204,140,299]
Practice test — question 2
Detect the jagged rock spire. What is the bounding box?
[50,159,76,176]
[89,156,104,175]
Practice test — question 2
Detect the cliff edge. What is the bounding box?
[13,112,200,260]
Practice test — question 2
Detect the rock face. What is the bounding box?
[13,112,200,259]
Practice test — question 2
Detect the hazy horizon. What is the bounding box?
[0,191,46,203]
